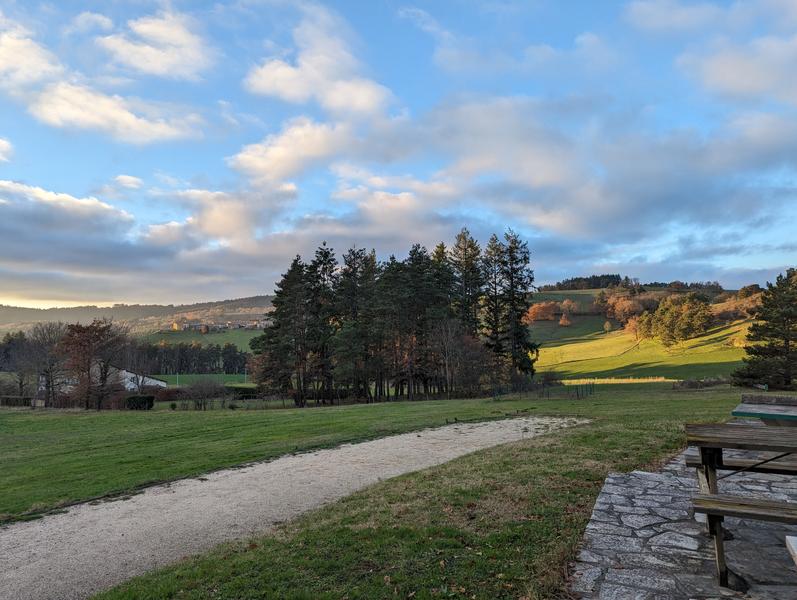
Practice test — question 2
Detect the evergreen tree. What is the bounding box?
[501,229,538,376]
[306,243,338,402]
[263,256,310,406]
[481,234,506,358]
[733,269,797,390]
[449,228,483,336]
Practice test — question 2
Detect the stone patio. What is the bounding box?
[570,452,797,599]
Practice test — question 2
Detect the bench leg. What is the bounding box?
[708,514,729,587]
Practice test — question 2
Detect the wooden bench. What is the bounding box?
[686,423,797,588]
[693,494,797,588]
[684,448,797,477]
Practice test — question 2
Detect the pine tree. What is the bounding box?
[501,229,538,376]
[306,243,338,402]
[733,269,797,390]
[481,234,506,358]
[449,228,484,336]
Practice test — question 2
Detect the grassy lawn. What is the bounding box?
[536,320,749,380]
[154,373,250,386]
[1,393,566,522]
[93,383,743,599]
[143,329,261,350]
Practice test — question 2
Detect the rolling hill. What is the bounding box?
[0,296,273,336]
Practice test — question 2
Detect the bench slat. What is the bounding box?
[686,423,797,453]
[732,403,797,420]
[693,494,797,524]
[684,450,797,476]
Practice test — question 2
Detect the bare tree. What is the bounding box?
[28,322,68,407]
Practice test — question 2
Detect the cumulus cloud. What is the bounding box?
[114,174,143,189]
[0,15,63,89]
[229,117,352,183]
[244,5,390,116]
[681,34,797,106]
[64,11,113,35]
[0,137,11,161]
[28,82,202,144]
[98,11,214,80]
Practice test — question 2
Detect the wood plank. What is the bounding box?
[684,449,797,476]
[787,536,797,569]
[693,494,797,524]
[741,394,797,407]
[686,423,797,453]
[732,403,797,421]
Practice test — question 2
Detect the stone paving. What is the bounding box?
[570,452,797,599]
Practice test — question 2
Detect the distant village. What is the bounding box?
[163,317,270,334]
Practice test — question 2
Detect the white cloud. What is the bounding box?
[625,0,724,32]
[0,16,63,89]
[0,137,11,161]
[244,5,390,116]
[65,11,113,35]
[229,117,352,183]
[681,34,797,105]
[0,179,130,220]
[28,82,202,144]
[114,174,143,189]
[98,11,214,80]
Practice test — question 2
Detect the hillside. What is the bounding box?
[0,296,273,335]
[533,316,749,380]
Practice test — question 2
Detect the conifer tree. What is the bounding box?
[733,269,797,389]
[450,228,484,336]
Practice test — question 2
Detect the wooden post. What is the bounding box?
[708,514,729,587]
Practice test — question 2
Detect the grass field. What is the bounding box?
[153,373,250,386]
[143,329,260,350]
[533,317,748,380]
[1,393,575,522]
[91,383,747,599]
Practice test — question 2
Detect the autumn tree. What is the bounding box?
[733,269,797,389]
[61,319,129,409]
[0,331,36,397]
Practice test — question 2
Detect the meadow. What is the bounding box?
[143,328,260,350]
[532,313,748,380]
[1,392,562,522]
[91,382,747,599]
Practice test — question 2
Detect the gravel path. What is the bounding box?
[0,415,584,600]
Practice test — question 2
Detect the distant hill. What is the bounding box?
[0,296,273,335]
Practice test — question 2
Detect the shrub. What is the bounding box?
[126,395,155,410]
[169,402,177,411]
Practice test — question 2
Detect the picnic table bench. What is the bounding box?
[685,423,797,589]
[732,393,797,426]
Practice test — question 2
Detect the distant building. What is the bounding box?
[39,365,167,396]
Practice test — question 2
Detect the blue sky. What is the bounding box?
[0,0,796,307]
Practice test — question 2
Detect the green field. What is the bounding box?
[533,316,748,380]
[143,329,260,350]
[154,373,250,386]
[92,383,747,599]
[2,394,572,521]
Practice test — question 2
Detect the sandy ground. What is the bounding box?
[0,415,584,600]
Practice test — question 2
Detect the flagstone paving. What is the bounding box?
[570,453,797,599]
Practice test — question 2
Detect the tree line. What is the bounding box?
[249,228,539,406]
[0,320,249,408]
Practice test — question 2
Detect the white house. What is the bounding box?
[39,365,167,396]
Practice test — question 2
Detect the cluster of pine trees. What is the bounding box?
[250,229,539,405]
[635,293,713,347]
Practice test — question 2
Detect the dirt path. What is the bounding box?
[0,415,584,600]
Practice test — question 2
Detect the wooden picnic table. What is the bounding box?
[685,423,797,589]
[731,394,797,427]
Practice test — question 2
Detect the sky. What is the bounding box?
[0,0,796,307]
